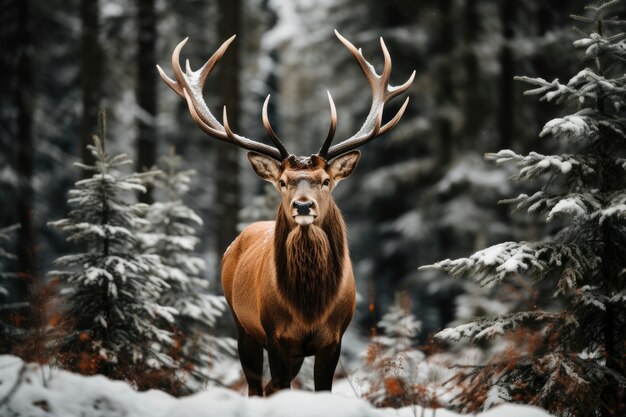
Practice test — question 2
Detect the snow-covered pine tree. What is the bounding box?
[49,133,176,383]
[0,224,20,352]
[140,148,234,394]
[421,1,626,416]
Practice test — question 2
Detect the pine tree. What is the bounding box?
[141,148,234,394]
[49,133,175,382]
[422,1,626,416]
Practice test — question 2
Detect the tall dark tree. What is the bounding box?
[462,0,482,145]
[498,0,516,150]
[215,0,241,288]
[137,0,158,203]
[436,0,455,164]
[13,0,37,337]
[79,0,103,173]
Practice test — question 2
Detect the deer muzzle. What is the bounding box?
[292,200,316,225]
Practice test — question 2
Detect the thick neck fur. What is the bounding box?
[274,203,346,323]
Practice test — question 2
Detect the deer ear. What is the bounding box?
[247,152,282,182]
[328,151,361,183]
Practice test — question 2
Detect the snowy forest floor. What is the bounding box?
[0,355,555,417]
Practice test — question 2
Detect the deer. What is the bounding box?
[157,30,414,396]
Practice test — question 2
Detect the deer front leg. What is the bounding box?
[314,342,341,391]
[264,339,292,396]
[236,324,264,396]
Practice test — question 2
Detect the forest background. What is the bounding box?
[0,0,605,374]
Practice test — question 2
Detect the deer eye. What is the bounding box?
[323,179,330,187]
[279,180,286,188]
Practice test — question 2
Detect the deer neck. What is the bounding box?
[274,203,345,322]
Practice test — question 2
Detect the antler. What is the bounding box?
[318,30,415,161]
[157,37,290,161]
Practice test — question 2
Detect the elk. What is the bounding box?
[157,30,414,395]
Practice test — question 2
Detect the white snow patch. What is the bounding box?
[0,355,556,417]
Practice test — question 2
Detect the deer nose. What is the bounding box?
[293,201,313,215]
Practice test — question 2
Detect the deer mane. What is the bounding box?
[274,203,345,322]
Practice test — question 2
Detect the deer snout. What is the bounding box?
[293,200,314,215]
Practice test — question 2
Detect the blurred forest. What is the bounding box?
[0,0,594,345]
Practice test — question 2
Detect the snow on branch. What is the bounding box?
[421,241,599,294]
[574,285,609,311]
[591,192,626,223]
[435,311,567,342]
[502,191,602,222]
[573,31,626,60]
[514,76,574,104]
[486,150,600,182]
[536,351,626,404]
[422,242,541,288]
[539,110,598,141]
[516,69,626,113]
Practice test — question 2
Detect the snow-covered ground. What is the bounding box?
[0,355,554,417]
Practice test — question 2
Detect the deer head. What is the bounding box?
[157,31,415,228]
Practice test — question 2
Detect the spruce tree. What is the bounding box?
[141,148,234,394]
[422,1,626,416]
[49,134,175,382]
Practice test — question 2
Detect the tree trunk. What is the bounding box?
[14,0,36,346]
[215,0,241,291]
[462,0,481,147]
[498,0,515,150]
[437,0,454,165]
[137,0,157,203]
[79,0,102,174]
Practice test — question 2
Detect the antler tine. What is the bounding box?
[380,37,392,86]
[158,37,288,161]
[321,31,414,161]
[388,70,416,101]
[318,91,338,159]
[379,96,410,135]
[221,104,285,160]
[262,95,290,159]
[183,88,280,160]
[334,30,377,85]
[156,38,188,97]
[324,109,384,158]
[198,35,236,85]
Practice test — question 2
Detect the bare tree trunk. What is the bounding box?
[80,0,102,175]
[137,0,157,203]
[215,0,241,291]
[14,0,36,343]
[437,0,454,165]
[498,0,515,150]
[462,0,482,147]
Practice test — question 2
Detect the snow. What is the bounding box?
[594,203,626,224]
[0,355,556,417]
[541,114,588,136]
[484,385,512,409]
[546,198,587,222]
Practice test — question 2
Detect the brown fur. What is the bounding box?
[275,203,345,323]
